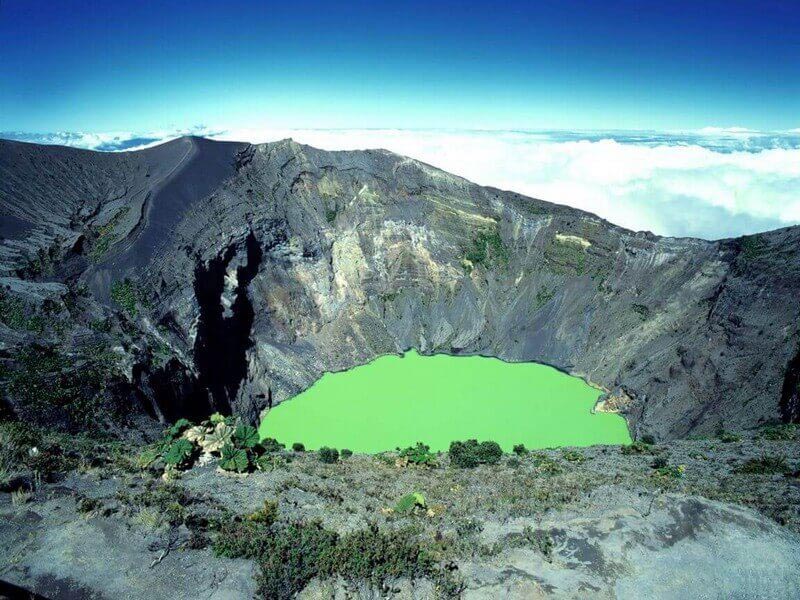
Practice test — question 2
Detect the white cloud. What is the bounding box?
[5,127,800,239]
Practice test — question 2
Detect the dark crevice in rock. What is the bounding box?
[132,360,208,423]
[780,347,800,423]
[192,232,262,414]
[234,144,255,171]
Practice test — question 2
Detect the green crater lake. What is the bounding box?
[259,350,631,453]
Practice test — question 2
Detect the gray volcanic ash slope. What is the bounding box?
[1,136,799,439]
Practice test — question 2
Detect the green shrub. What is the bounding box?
[449,441,479,468]
[717,430,741,443]
[219,443,250,472]
[532,453,563,475]
[233,425,260,449]
[632,303,650,321]
[256,522,338,600]
[760,424,797,441]
[76,496,101,514]
[214,513,453,599]
[640,434,656,445]
[455,518,483,536]
[534,287,555,309]
[120,482,194,526]
[621,441,654,455]
[292,442,305,452]
[324,525,435,587]
[247,500,278,526]
[739,234,767,262]
[651,456,668,469]
[523,526,554,562]
[255,454,286,472]
[341,448,353,459]
[393,492,426,515]
[653,464,685,479]
[561,449,585,463]
[168,418,192,439]
[318,447,339,464]
[512,443,528,456]
[399,442,437,466]
[477,441,503,464]
[214,519,273,559]
[136,446,161,469]
[543,237,587,275]
[735,456,789,475]
[110,279,140,317]
[449,439,503,468]
[5,346,122,432]
[163,438,195,469]
[0,292,44,331]
[259,437,285,453]
[464,226,508,268]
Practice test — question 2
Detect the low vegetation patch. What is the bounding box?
[110,279,141,318]
[464,226,509,269]
[717,429,742,443]
[739,234,767,262]
[138,413,286,477]
[632,303,650,321]
[3,345,123,431]
[760,424,797,441]
[89,206,130,260]
[0,291,46,332]
[735,456,789,475]
[393,492,427,515]
[213,505,461,599]
[652,464,685,480]
[318,446,340,464]
[534,286,555,309]
[531,452,563,475]
[449,439,503,468]
[399,442,438,466]
[621,440,656,455]
[561,449,585,463]
[543,236,587,276]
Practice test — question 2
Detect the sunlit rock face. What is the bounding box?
[1,136,799,439]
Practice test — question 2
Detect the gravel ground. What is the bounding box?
[1,432,799,599]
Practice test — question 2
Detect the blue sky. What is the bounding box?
[1,0,799,132]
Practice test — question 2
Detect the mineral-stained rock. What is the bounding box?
[1,136,799,439]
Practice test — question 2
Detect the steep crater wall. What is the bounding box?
[2,137,799,441]
[138,141,800,440]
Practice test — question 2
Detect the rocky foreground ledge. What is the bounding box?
[1,421,799,599]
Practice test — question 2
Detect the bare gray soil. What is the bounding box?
[2,432,799,599]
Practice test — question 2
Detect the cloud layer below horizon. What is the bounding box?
[4,127,799,240]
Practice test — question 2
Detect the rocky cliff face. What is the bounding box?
[1,136,799,439]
